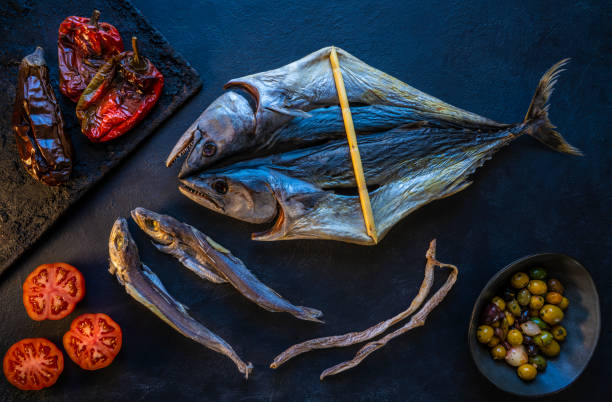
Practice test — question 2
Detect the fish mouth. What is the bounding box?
[166,129,199,169]
[178,182,224,212]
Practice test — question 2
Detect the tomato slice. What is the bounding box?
[3,338,64,390]
[22,262,85,321]
[63,313,122,370]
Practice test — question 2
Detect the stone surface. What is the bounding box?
[0,0,610,401]
[0,0,201,272]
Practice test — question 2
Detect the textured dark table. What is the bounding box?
[0,1,609,401]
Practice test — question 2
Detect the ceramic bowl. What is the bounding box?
[468,253,600,397]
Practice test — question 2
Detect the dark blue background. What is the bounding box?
[1,0,610,400]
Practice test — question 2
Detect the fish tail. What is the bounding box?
[523,59,583,155]
[294,306,325,323]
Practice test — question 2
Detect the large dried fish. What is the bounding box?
[130,207,324,322]
[167,46,517,177]
[108,218,253,378]
[178,59,580,245]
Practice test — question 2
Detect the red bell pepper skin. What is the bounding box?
[58,11,124,102]
[76,45,164,142]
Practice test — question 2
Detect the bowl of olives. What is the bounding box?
[468,254,600,397]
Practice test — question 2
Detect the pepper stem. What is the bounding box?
[131,36,145,69]
[90,10,100,29]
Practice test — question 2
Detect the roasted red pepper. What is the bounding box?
[76,37,164,142]
[58,10,124,102]
[12,47,73,186]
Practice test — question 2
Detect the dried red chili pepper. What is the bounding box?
[58,10,124,102]
[12,47,73,186]
[76,37,164,142]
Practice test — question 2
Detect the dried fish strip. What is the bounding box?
[320,251,458,379]
[270,239,447,369]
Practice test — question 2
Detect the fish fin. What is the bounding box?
[523,59,582,156]
[265,105,312,119]
[151,241,175,254]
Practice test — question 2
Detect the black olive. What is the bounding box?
[503,288,516,301]
[519,309,530,324]
[526,344,539,357]
[212,179,228,194]
[203,141,217,157]
[523,335,534,345]
[481,303,502,325]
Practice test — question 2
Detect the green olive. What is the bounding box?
[491,296,506,311]
[530,317,549,330]
[504,311,515,326]
[529,355,547,371]
[507,299,522,317]
[547,278,565,294]
[540,304,564,325]
[546,292,563,305]
[517,288,531,306]
[540,339,561,357]
[529,267,547,280]
[559,297,570,310]
[528,280,548,295]
[529,295,545,310]
[491,345,507,360]
[487,336,500,347]
[511,272,530,289]
[477,325,494,343]
[534,331,554,347]
[517,363,538,381]
[551,325,567,342]
[507,329,523,346]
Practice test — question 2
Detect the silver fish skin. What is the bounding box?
[179,60,581,245]
[168,46,508,177]
[130,207,324,323]
[108,218,253,378]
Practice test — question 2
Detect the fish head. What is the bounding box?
[179,168,278,224]
[166,91,256,178]
[108,218,141,283]
[130,207,185,247]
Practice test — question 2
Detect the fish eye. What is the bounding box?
[145,218,159,231]
[114,234,123,249]
[202,141,217,157]
[212,179,228,194]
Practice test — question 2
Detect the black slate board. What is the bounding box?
[0,0,201,274]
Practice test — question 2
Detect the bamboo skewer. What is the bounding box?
[329,46,378,243]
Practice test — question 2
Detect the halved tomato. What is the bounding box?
[3,338,64,390]
[63,313,122,370]
[22,262,85,321]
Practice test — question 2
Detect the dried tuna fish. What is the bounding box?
[130,207,324,322]
[271,239,458,379]
[108,218,253,378]
[179,59,580,245]
[167,46,514,177]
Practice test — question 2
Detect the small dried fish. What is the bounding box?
[108,218,253,378]
[178,60,580,245]
[271,239,458,380]
[130,207,324,323]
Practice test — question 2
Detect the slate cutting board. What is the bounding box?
[0,0,201,274]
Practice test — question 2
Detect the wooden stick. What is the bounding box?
[329,46,378,243]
